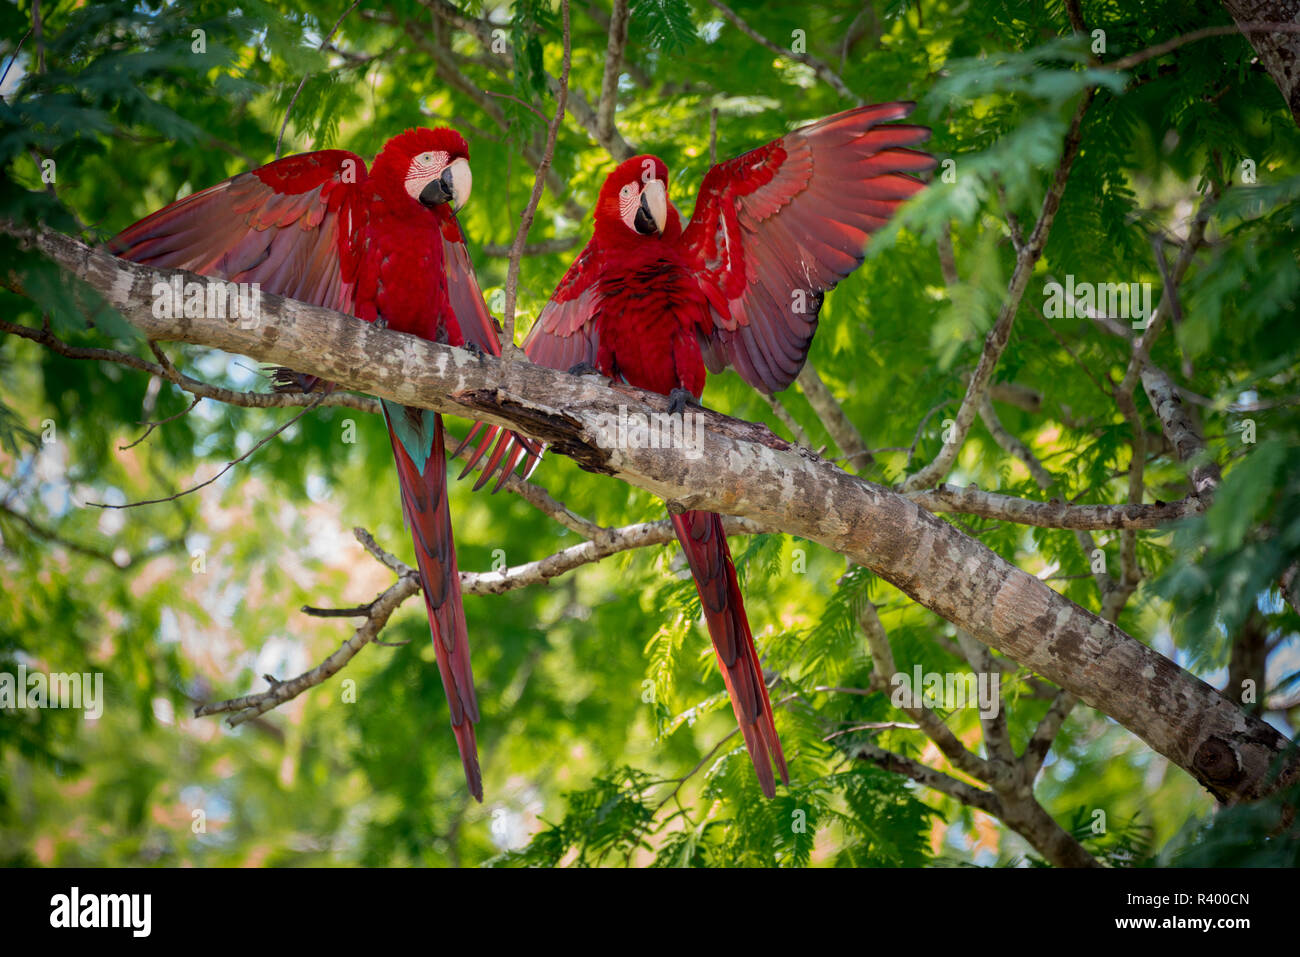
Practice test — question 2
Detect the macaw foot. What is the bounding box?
[667,388,702,416]
[567,361,604,377]
[463,340,489,363]
[270,367,323,394]
[372,317,389,331]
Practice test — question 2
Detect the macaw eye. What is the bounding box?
[620,184,634,197]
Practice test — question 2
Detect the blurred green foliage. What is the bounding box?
[1,0,1297,867]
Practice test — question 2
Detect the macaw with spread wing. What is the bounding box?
[110,128,537,802]
[462,103,934,796]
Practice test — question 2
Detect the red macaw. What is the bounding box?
[110,128,534,802]
[462,103,934,796]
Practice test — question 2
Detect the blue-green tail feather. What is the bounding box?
[381,398,440,475]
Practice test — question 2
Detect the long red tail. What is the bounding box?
[384,407,483,802]
[671,510,788,797]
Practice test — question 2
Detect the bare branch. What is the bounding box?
[196,568,419,726]
[1023,688,1078,779]
[86,395,325,509]
[0,500,184,568]
[851,608,1097,866]
[908,481,1206,530]
[850,741,1002,815]
[1117,190,1217,399]
[955,629,1016,769]
[596,0,631,150]
[501,0,571,352]
[978,395,1053,489]
[858,600,990,780]
[1105,21,1300,73]
[119,394,202,451]
[709,0,862,104]
[1141,365,1221,500]
[275,0,363,158]
[404,22,587,221]
[480,236,580,257]
[0,28,31,95]
[761,392,811,449]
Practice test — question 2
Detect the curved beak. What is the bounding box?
[635,179,668,236]
[419,158,473,212]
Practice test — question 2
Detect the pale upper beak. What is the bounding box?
[636,179,668,236]
[418,157,473,212]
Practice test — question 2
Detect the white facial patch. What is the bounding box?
[618,181,640,231]
[404,150,450,201]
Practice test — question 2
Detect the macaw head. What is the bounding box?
[373,127,473,213]
[593,155,681,246]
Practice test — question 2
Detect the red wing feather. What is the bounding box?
[680,102,935,393]
[109,149,367,315]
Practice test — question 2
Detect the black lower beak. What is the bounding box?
[634,194,659,235]
[419,169,456,208]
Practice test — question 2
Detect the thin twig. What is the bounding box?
[795,363,873,472]
[0,500,184,568]
[483,89,548,123]
[761,392,811,448]
[88,394,325,509]
[709,0,862,104]
[0,27,32,95]
[119,395,202,450]
[195,568,418,725]
[275,0,363,159]
[1106,22,1300,73]
[479,236,580,257]
[500,0,571,354]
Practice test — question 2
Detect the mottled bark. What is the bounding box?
[1221,1,1300,124]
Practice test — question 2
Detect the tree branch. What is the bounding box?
[501,0,570,352]
[907,483,1207,530]
[596,0,631,154]
[0,317,380,414]
[19,224,1297,804]
[709,0,862,104]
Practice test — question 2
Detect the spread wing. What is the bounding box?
[108,149,367,315]
[679,102,935,393]
[520,244,603,370]
[452,244,602,490]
